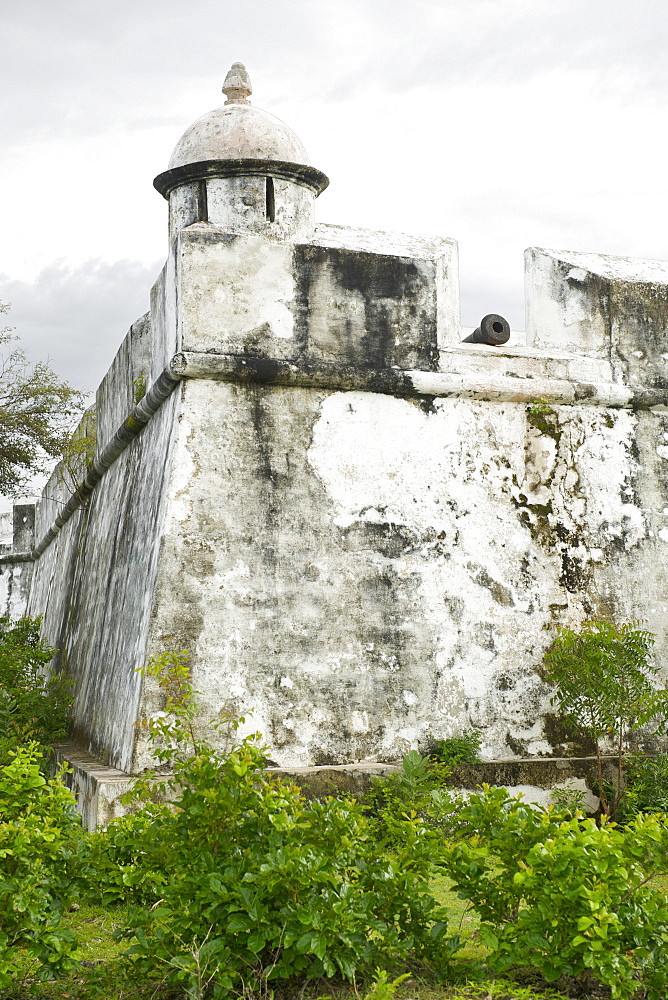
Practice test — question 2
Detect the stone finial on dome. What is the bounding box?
[222,62,252,105]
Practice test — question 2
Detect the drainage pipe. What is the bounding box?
[0,365,182,565]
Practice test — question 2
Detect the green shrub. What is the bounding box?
[548,784,589,818]
[0,616,72,763]
[85,809,170,906]
[113,739,458,998]
[432,785,668,999]
[358,969,412,1000]
[364,750,453,845]
[623,752,668,819]
[425,730,482,766]
[0,744,88,987]
[96,653,460,998]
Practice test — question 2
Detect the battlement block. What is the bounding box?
[177,222,458,370]
[526,247,668,387]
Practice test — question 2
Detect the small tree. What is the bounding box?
[0,302,84,498]
[542,618,668,819]
[0,616,72,765]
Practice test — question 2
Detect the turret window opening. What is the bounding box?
[265,176,275,222]
[197,179,208,223]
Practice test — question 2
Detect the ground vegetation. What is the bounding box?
[3,620,668,999]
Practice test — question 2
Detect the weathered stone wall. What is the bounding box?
[133,382,668,769]
[130,228,668,772]
[174,222,458,365]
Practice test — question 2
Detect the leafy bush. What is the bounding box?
[0,744,88,988]
[113,740,458,998]
[623,752,668,819]
[432,785,668,999]
[85,809,170,906]
[548,783,589,818]
[425,729,482,766]
[364,750,453,844]
[90,653,460,999]
[0,616,72,763]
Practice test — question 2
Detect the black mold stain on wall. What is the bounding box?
[292,245,439,370]
[612,282,668,389]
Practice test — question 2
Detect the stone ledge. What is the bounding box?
[274,757,606,812]
[54,743,137,832]
[53,745,408,829]
[449,755,615,790]
[447,756,614,813]
[266,763,402,799]
[172,350,642,408]
[53,745,607,830]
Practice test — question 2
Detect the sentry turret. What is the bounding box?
[153,62,329,243]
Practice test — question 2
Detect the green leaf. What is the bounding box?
[226,913,253,933]
[246,931,266,954]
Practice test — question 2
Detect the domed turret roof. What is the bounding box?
[168,62,311,170]
[154,62,328,200]
[168,104,311,169]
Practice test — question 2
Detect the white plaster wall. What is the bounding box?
[205,177,315,242]
[169,184,200,244]
[526,248,611,357]
[310,223,459,352]
[134,370,668,770]
[272,179,315,240]
[178,223,457,372]
[525,246,668,364]
[0,567,11,619]
[500,779,599,813]
[0,562,32,620]
[179,227,296,355]
[0,513,11,546]
[207,176,266,230]
[126,234,668,771]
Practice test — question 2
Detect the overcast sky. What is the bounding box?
[2,0,668,395]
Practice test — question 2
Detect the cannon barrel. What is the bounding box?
[462,313,510,346]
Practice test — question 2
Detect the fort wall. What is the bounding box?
[2,65,668,822]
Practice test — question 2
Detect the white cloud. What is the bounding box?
[0,259,162,389]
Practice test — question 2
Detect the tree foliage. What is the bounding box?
[0,302,84,498]
[0,616,73,766]
[541,618,668,818]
